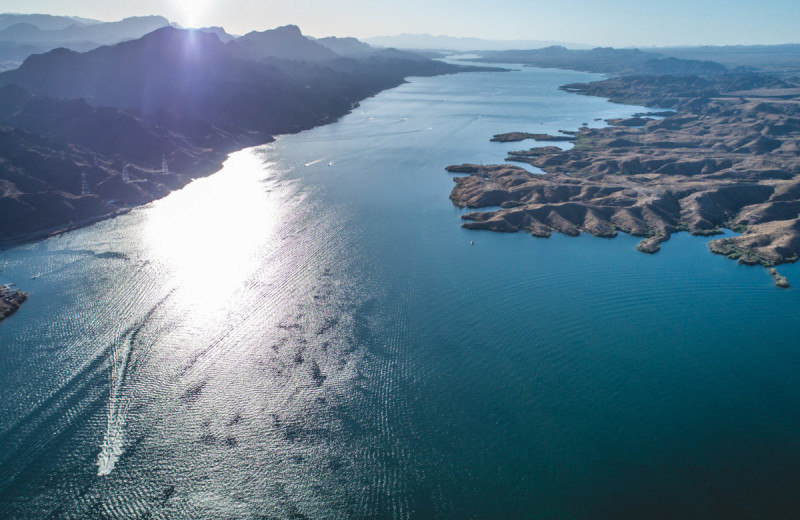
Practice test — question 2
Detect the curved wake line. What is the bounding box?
[97,289,175,476]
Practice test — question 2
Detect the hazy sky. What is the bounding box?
[2,0,798,47]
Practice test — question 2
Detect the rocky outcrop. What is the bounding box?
[768,268,790,288]
[0,285,27,321]
[447,77,800,282]
[490,132,575,143]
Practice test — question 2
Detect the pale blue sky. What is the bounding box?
[2,0,798,46]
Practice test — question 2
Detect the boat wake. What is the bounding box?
[97,290,174,476]
[96,334,134,476]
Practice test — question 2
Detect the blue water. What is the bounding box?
[2,62,800,519]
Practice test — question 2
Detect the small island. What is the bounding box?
[448,74,800,288]
[491,132,576,143]
[0,284,27,321]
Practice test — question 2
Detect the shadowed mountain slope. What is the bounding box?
[0,25,490,243]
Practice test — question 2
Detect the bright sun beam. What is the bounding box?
[174,0,210,27]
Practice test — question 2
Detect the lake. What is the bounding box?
[2,61,800,519]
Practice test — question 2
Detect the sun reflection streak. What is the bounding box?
[143,150,282,316]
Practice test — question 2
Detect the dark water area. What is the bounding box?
[2,61,800,519]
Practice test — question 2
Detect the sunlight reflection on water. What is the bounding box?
[143,151,283,318]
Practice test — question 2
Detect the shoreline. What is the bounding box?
[0,64,505,251]
[0,285,27,322]
[0,207,134,249]
[0,64,498,322]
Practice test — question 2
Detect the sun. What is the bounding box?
[173,0,210,27]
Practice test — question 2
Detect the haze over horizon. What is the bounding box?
[2,0,799,48]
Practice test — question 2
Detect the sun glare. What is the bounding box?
[174,0,210,27]
[142,150,283,316]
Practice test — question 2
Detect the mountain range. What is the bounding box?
[0,15,172,71]
[0,21,490,242]
[0,13,102,31]
[364,33,592,52]
[470,46,729,75]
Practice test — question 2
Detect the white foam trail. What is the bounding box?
[304,158,325,167]
[97,334,132,476]
[96,325,138,476]
[95,290,171,476]
[97,407,126,476]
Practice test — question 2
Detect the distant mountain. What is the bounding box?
[199,26,236,43]
[0,14,172,72]
[60,15,169,44]
[637,57,726,76]
[316,36,375,57]
[235,25,338,62]
[473,46,728,75]
[370,48,431,62]
[654,44,800,77]
[364,34,591,52]
[0,41,44,71]
[0,13,101,31]
[315,36,433,62]
[0,15,170,46]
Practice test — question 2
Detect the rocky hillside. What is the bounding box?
[0,25,490,244]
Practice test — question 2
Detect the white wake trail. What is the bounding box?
[97,333,134,476]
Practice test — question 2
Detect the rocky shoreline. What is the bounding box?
[490,132,576,143]
[447,74,800,287]
[0,284,27,322]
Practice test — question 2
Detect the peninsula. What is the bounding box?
[448,62,800,287]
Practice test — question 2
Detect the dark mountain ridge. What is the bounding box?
[235,24,338,62]
[315,36,376,57]
[0,24,491,244]
[0,26,484,134]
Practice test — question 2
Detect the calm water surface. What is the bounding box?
[2,62,800,519]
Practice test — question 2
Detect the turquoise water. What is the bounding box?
[2,62,800,519]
